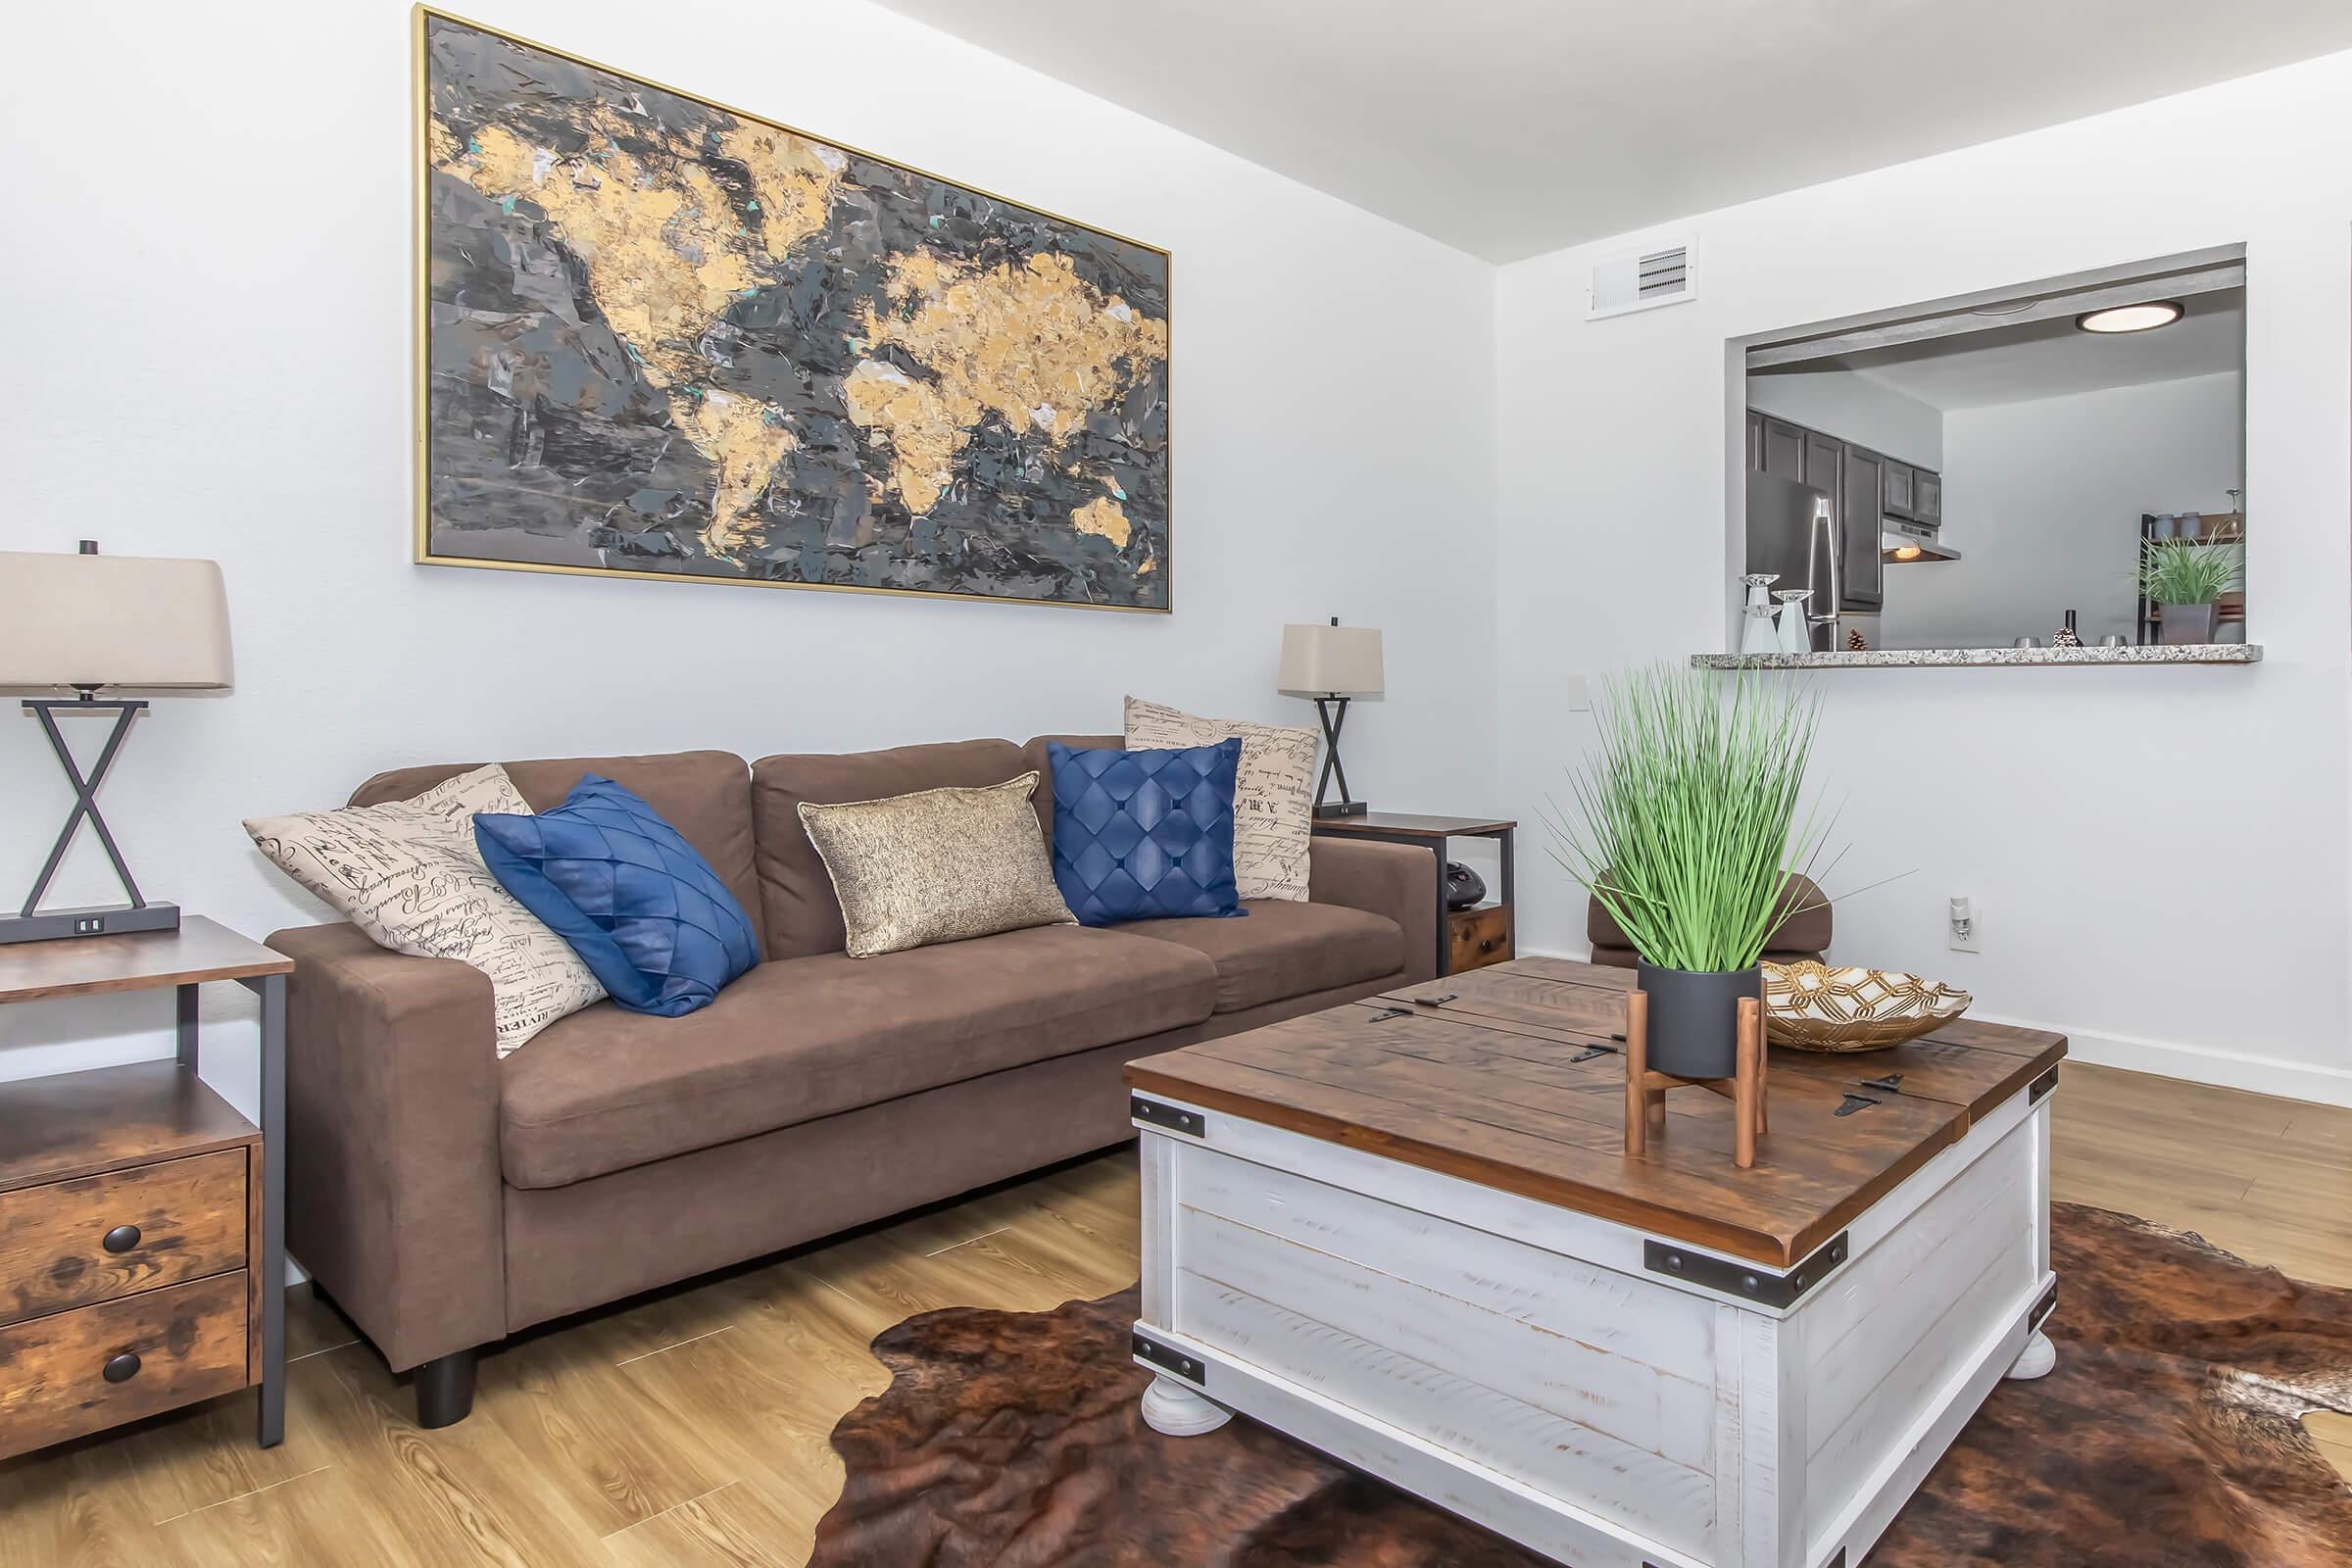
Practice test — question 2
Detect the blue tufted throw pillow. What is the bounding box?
[473,775,759,1017]
[1049,739,1247,927]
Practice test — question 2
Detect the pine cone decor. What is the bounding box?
[2053,609,2083,648]
[1846,627,1867,652]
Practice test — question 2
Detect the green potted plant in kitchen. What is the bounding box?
[1546,664,1830,1079]
[2141,538,2242,645]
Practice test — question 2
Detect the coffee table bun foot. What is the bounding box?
[2004,1330,2057,1380]
[1141,1375,1232,1437]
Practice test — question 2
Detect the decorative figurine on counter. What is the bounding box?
[1846,627,1868,652]
[2052,610,2083,649]
[1740,573,1781,655]
[1774,589,1811,653]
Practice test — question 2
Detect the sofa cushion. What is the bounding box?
[1049,739,1246,926]
[752,739,1035,959]
[1115,898,1403,1013]
[474,775,760,1015]
[496,923,1216,1188]
[351,752,763,953]
[246,764,606,1053]
[798,773,1075,957]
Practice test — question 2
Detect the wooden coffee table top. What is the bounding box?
[1125,956,2065,1267]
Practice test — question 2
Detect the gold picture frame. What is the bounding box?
[413,6,1173,612]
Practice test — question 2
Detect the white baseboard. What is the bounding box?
[1520,945,2352,1109]
[1989,1017,2352,1109]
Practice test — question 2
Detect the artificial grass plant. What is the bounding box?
[1545,663,1831,974]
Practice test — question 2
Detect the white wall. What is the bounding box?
[1497,53,2352,1104]
[0,0,1501,1108]
[1746,370,1944,471]
[1884,372,2245,649]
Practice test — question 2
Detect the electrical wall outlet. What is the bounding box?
[1947,897,1981,953]
[1566,674,1592,712]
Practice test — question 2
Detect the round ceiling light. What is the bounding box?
[2076,301,2184,334]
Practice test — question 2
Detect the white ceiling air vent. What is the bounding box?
[1589,239,1695,320]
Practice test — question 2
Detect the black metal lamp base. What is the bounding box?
[0,902,181,946]
[9,696,175,946]
[1309,695,1372,819]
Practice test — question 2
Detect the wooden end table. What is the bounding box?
[0,917,292,1458]
[1309,811,1514,977]
[1125,956,2065,1568]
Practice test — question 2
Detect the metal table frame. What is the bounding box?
[179,970,287,1447]
[1310,815,1515,977]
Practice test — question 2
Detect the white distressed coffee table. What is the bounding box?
[1125,956,2065,1568]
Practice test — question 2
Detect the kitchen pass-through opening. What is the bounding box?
[1735,248,2247,656]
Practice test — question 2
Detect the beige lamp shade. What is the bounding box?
[0,549,232,692]
[1278,622,1384,697]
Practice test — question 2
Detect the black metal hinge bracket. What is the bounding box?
[1132,1330,1204,1385]
[2031,1277,2058,1332]
[2030,1066,2060,1102]
[1130,1097,1204,1138]
[1644,1231,1848,1308]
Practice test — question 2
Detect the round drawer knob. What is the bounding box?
[102,1224,142,1253]
[103,1351,142,1384]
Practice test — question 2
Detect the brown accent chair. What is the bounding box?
[268,736,1434,1427]
[1585,872,1833,969]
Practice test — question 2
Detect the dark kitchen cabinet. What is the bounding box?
[1761,418,1806,480]
[1840,446,1886,610]
[1803,431,1843,500]
[1916,471,1941,522]
[1884,462,1916,515]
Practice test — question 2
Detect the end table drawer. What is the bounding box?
[0,1150,248,1326]
[0,1271,250,1460]
[1446,905,1513,974]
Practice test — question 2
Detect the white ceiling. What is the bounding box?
[1760,289,2246,410]
[871,0,2352,263]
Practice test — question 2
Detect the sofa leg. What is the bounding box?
[414,1348,478,1429]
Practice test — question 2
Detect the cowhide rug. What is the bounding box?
[810,1203,2352,1566]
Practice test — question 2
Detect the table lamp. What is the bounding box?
[0,542,232,944]
[1278,617,1384,818]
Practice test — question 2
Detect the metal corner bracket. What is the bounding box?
[1132,1329,1204,1385]
[1130,1096,1204,1138]
[1644,1231,1849,1307]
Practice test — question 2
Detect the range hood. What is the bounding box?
[1883,516,1960,564]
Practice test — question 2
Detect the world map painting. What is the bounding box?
[417,13,1171,610]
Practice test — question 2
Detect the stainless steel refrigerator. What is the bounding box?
[1745,470,1840,652]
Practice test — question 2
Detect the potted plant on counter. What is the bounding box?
[2141,539,2241,645]
[1546,664,1830,1079]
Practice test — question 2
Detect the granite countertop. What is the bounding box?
[1691,645,2263,669]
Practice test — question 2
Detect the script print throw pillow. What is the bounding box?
[244,764,607,1054]
[1124,696,1317,902]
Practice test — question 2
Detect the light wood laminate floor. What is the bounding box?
[2,1061,2346,1564]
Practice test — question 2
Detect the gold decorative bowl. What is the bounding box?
[1763,960,1973,1053]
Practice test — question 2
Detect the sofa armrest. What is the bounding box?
[269,922,506,1371]
[1308,837,1439,984]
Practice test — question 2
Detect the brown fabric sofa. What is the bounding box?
[1584,871,1834,969]
[268,736,1434,1426]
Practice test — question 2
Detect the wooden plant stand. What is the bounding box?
[1624,989,1769,1167]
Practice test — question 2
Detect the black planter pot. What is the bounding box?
[1636,962,1763,1079]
